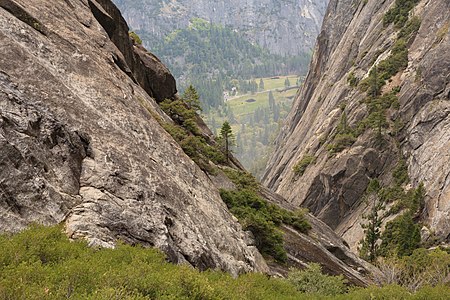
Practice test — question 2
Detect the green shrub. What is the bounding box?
[158,98,226,172]
[393,158,409,186]
[129,31,143,45]
[219,188,310,262]
[347,72,359,87]
[383,0,420,28]
[379,212,421,257]
[376,248,450,291]
[327,133,357,154]
[293,155,316,176]
[398,16,421,39]
[1,225,449,299]
[160,99,200,135]
[287,263,348,296]
[220,189,287,262]
[222,168,259,191]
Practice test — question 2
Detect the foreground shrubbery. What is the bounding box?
[0,225,450,299]
[220,168,311,262]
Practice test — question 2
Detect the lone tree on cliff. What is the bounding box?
[182,84,202,112]
[358,179,384,262]
[220,121,235,162]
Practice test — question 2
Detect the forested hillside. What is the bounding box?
[150,18,309,109]
[113,0,327,55]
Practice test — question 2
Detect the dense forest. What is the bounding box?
[139,18,310,110]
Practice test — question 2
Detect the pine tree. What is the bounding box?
[359,180,384,262]
[284,77,291,88]
[273,103,280,122]
[220,121,235,161]
[268,91,275,111]
[182,85,202,112]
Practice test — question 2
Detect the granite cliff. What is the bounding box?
[0,0,379,284]
[112,0,328,56]
[0,0,264,275]
[263,0,450,251]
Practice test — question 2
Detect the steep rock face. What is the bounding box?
[0,0,266,275]
[113,0,328,56]
[263,0,450,250]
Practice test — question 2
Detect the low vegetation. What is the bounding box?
[220,169,311,262]
[293,154,316,176]
[128,31,142,45]
[1,225,449,299]
[157,88,227,173]
[347,71,359,87]
[288,263,348,296]
[383,0,421,28]
[326,108,358,154]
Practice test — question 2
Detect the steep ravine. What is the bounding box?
[263,0,450,251]
[0,0,381,285]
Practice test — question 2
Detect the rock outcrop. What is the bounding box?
[263,0,450,251]
[113,0,328,56]
[0,0,266,275]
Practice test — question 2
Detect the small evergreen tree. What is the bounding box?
[182,85,202,112]
[359,179,384,262]
[284,77,291,88]
[259,78,265,91]
[268,91,275,110]
[220,121,234,161]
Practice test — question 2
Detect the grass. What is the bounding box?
[260,75,300,91]
[227,88,297,117]
[2,225,450,299]
[204,74,300,177]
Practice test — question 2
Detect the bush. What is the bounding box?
[287,263,348,296]
[293,155,316,176]
[160,99,199,135]
[347,72,359,87]
[327,133,356,154]
[376,248,450,292]
[222,168,259,191]
[393,159,409,186]
[383,0,420,28]
[378,212,421,257]
[129,31,143,45]
[158,98,226,172]
[1,225,449,299]
[219,188,310,262]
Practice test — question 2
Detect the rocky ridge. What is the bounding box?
[263,0,450,251]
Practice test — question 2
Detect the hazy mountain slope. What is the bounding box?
[263,0,450,251]
[113,0,328,56]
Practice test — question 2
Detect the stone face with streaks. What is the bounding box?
[0,0,267,275]
[263,0,450,250]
